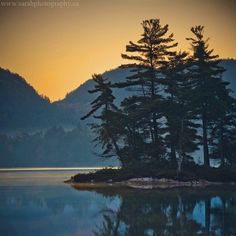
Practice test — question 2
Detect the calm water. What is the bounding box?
[0,169,236,236]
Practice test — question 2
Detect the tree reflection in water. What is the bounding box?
[73,186,236,236]
[1,184,236,235]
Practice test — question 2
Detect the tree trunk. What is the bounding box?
[152,113,158,144]
[177,119,184,175]
[202,115,209,166]
[170,142,177,164]
[150,68,158,145]
[219,121,225,167]
[105,113,122,165]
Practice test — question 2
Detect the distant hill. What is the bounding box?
[2,60,235,132]
[0,68,78,132]
[55,67,135,122]
[0,68,114,167]
[57,59,236,123]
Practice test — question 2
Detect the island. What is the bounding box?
[67,18,236,189]
[66,163,236,189]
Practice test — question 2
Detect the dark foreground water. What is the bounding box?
[0,169,236,236]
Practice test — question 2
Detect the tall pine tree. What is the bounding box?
[163,51,200,172]
[81,74,122,163]
[209,86,236,167]
[120,18,177,162]
[187,26,225,167]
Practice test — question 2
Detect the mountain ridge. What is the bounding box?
[0,67,78,132]
[1,59,236,132]
[56,59,236,122]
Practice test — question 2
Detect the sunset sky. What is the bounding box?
[1,0,236,101]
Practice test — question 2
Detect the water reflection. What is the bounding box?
[1,178,236,235]
[73,186,236,236]
[0,185,115,236]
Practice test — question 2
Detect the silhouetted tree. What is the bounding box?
[119,18,178,162]
[81,74,125,164]
[187,26,226,167]
[163,51,200,172]
[209,95,236,167]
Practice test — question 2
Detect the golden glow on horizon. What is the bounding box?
[0,0,236,101]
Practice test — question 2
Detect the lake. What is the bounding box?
[0,168,236,236]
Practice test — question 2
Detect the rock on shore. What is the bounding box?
[124,177,218,189]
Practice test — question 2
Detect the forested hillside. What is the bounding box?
[0,68,78,132]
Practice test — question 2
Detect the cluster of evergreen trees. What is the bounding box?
[82,19,236,172]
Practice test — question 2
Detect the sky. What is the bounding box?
[0,0,236,101]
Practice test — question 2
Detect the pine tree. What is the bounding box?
[186,26,225,167]
[81,74,122,162]
[163,51,200,171]
[118,96,149,165]
[209,89,236,167]
[119,18,177,162]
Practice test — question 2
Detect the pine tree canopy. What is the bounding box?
[82,20,236,171]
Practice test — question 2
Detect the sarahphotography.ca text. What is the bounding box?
[0,0,80,8]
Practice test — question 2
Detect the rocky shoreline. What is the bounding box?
[123,177,222,189]
[65,166,236,190]
[66,177,227,190]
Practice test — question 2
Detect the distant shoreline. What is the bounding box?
[0,167,119,172]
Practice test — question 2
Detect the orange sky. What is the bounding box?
[0,0,236,101]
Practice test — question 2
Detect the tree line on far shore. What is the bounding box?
[82,19,236,173]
